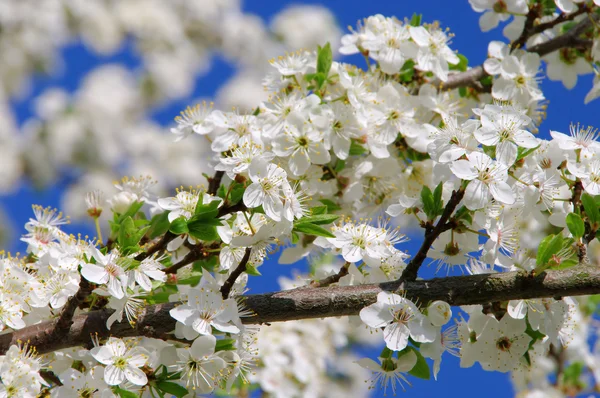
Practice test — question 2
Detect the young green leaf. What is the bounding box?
[169,216,189,235]
[582,193,600,226]
[409,13,422,27]
[317,42,333,77]
[400,346,430,380]
[295,214,339,225]
[535,234,564,270]
[349,140,368,156]
[293,223,335,238]
[566,212,585,239]
[319,199,341,212]
[420,185,435,219]
[187,221,219,241]
[156,381,189,398]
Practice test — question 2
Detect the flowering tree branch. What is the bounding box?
[220,247,252,299]
[441,10,598,90]
[400,187,466,282]
[2,264,598,356]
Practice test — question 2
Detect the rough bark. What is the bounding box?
[2,265,599,355]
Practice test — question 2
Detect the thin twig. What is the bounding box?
[220,247,252,299]
[400,187,465,282]
[310,262,350,287]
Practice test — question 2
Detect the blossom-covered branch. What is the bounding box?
[441,9,598,90]
[1,265,598,356]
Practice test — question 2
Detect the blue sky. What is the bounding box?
[4,1,600,397]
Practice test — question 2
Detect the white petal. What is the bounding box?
[103,365,125,386]
[124,366,148,386]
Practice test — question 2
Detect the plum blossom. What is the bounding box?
[90,337,149,386]
[409,25,459,82]
[360,292,436,351]
[450,151,515,210]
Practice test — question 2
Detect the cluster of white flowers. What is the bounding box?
[0,0,342,246]
[0,3,600,397]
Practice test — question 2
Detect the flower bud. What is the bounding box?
[109,191,138,214]
[427,300,451,327]
[85,190,104,218]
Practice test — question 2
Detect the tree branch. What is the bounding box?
[220,247,252,299]
[400,187,465,282]
[4,265,600,355]
[441,11,598,91]
[310,262,350,287]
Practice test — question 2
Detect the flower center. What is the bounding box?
[114,356,128,370]
[496,336,511,352]
[381,357,397,372]
[296,136,309,148]
[392,306,413,325]
[493,1,507,13]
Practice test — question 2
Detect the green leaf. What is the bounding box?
[319,199,341,212]
[187,221,219,241]
[116,201,145,225]
[144,291,172,304]
[169,217,189,235]
[562,361,586,390]
[582,193,600,226]
[449,54,468,70]
[118,216,137,248]
[215,338,236,352]
[458,87,467,97]
[535,234,564,270]
[349,139,367,156]
[516,145,540,162]
[293,223,335,238]
[399,59,415,82]
[229,183,246,205]
[420,185,435,219]
[217,184,226,198]
[245,263,262,276]
[399,347,430,380]
[113,387,138,398]
[291,231,300,244]
[566,213,585,238]
[156,381,189,398]
[433,182,443,216]
[296,214,339,225]
[194,199,220,219]
[317,42,333,78]
[409,13,422,27]
[148,211,171,239]
[310,205,328,215]
[453,206,473,225]
[334,159,346,173]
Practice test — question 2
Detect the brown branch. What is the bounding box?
[441,11,598,91]
[511,4,539,51]
[208,170,225,196]
[4,265,600,355]
[310,262,350,287]
[49,278,92,340]
[220,247,252,299]
[400,187,465,282]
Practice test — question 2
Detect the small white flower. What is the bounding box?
[410,26,459,82]
[81,248,128,299]
[360,291,436,351]
[356,350,417,395]
[90,337,149,386]
[243,161,288,221]
[169,289,240,336]
[450,151,515,210]
[171,102,214,141]
[174,334,227,393]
